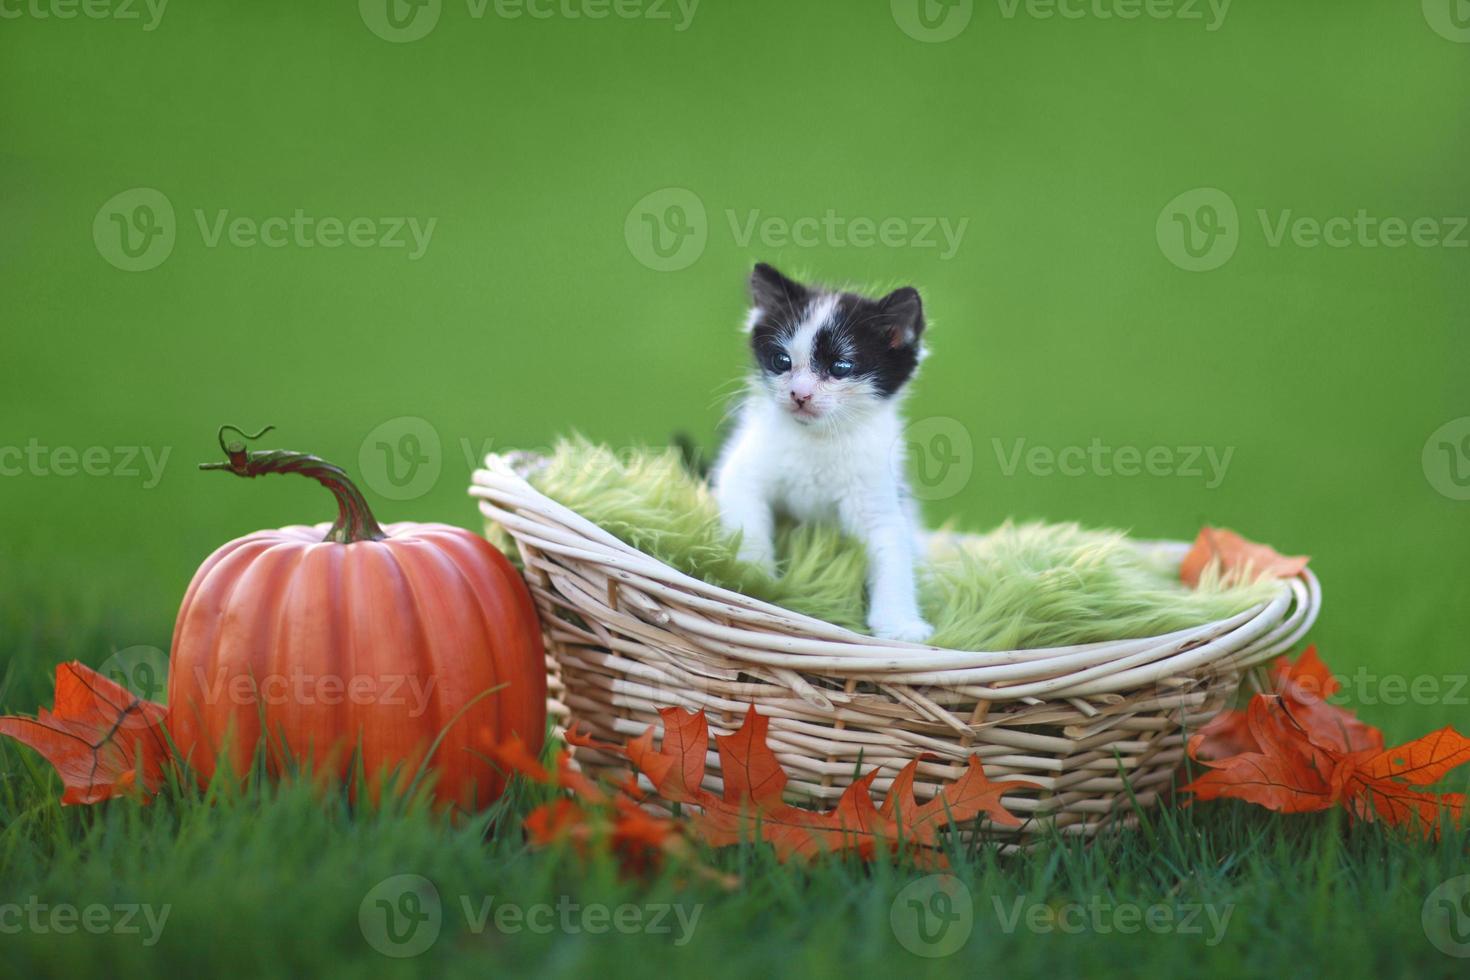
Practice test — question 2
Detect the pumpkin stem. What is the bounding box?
[200,425,387,544]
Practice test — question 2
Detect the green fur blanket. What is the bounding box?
[489,439,1276,651]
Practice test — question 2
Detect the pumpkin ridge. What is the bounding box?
[359,540,449,797]
[378,537,469,798]
[170,536,283,766]
[411,531,511,804]
[311,541,350,793]
[208,539,312,778]
[430,528,546,749]
[261,542,313,778]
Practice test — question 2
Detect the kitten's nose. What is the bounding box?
[790,391,811,408]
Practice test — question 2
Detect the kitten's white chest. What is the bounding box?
[770,430,875,521]
[769,441,846,522]
[728,399,904,523]
[712,394,931,642]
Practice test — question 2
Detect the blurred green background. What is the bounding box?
[2,0,1467,742]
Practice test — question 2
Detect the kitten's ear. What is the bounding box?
[749,262,808,313]
[877,286,925,348]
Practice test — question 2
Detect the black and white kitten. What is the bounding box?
[713,263,932,643]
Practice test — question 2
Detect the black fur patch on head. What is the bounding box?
[824,287,925,396]
[749,263,809,321]
[747,263,807,374]
[746,263,925,398]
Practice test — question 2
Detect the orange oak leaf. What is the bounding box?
[1184,680,1469,835]
[1192,646,1381,761]
[1274,644,1337,701]
[741,770,887,862]
[710,706,789,807]
[487,732,551,783]
[488,735,609,804]
[1184,696,1339,813]
[883,754,1030,841]
[646,706,709,802]
[1179,526,1309,589]
[564,711,698,801]
[1282,686,1382,757]
[1189,708,1257,762]
[523,796,587,845]
[490,736,684,875]
[1354,727,1470,786]
[0,660,170,805]
[1331,728,1470,835]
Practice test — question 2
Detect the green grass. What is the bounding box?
[2,588,1467,979]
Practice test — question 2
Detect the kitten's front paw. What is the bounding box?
[870,613,934,644]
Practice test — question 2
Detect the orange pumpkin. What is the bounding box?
[167,427,545,811]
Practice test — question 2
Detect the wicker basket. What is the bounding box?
[470,452,1321,846]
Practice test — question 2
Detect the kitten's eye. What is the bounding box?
[829,358,854,379]
[769,351,792,373]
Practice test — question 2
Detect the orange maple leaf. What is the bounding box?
[1179,526,1309,589]
[1184,670,1469,836]
[0,661,171,805]
[1332,727,1470,833]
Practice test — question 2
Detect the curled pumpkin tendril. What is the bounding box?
[216,424,276,456]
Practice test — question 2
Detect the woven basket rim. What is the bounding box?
[470,451,1321,701]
